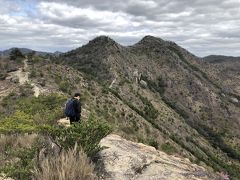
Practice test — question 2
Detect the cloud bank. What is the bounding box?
[0,0,240,56]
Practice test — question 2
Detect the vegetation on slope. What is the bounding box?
[0,92,112,179]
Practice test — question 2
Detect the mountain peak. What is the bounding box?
[142,35,163,41]
[136,35,165,46]
[89,36,117,46]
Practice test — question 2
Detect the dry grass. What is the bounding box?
[33,145,97,180]
[0,133,38,167]
[0,133,37,153]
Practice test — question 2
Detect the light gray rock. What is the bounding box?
[221,93,226,97]
[95,134,220,180]
[109,78,117,89]
[0,174,14,180]
[230,97,238,103]
[133,69,141,83]
[139,80,147,88]
[37,136,61,163]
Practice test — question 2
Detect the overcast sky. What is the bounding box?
[0,0,240,57]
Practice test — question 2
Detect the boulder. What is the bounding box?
[37,136,61,163]
[230,97,238,103]
[139,80,147,88]
[95,134,220,180]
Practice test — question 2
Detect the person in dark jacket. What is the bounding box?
[69,93,81,124]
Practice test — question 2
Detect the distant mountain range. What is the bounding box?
[0,48,62,57]
[203,55,240,63]
[1,45,240,60]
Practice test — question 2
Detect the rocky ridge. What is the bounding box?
[54,35,240,179]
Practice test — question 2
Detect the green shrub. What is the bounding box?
[0,72,7,80]
[16,94,66,115]
[26,51,35,61]
[161,96,189,119]
[33,56,44,63]
[17,94,66,124]
[190,139,240,179]
[141,75,166,96]
[109,88,122,100]
[29,69,37,78]
[41,114,112,156]
[137,93,158,120]
[120,126,135,135]
[156,77,166,95]
[59,81,69,93]
[0,94,67,132]
[0,111,36,133]
[161,142,177,154]
[136,137,159,149]
[53,74,75,95]
[0,114,112,178]
[193,123,240,161]
[137,136,145,144]
[0,141,38,180]
[9,48,24,61]
[147,139,159,149]
[19,83,34,97]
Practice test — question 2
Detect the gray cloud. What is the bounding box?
[0,0,240,56]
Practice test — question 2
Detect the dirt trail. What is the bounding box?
[15,59,29,85]
[0,88,14,97]
[7,59,41,97]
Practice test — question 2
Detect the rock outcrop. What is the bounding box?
[0,175,14,180]
[95,134,220,180]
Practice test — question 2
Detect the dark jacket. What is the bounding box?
[72,98,81,118]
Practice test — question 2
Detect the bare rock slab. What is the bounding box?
[95,134,220,180]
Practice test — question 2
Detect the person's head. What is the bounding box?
[73,92,81,100]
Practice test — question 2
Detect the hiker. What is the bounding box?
[65,93,81,124]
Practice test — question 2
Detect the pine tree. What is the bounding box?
[9,48,24,60]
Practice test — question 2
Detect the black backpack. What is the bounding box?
[64,99,75,117]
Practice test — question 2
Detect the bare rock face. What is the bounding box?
[37,136,61,163]
[139,80,147,88]
[0,174,14,180]
[95,134,220,180]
